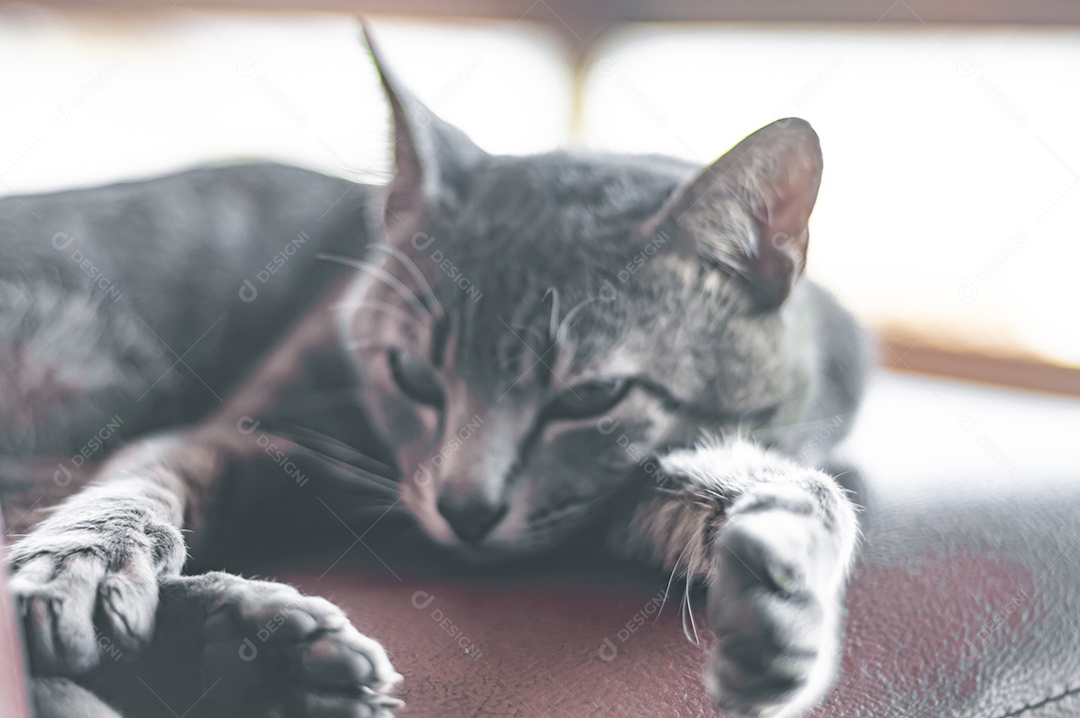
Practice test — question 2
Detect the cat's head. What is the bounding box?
[341,40,834,560]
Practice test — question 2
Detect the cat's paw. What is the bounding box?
[197,573,402,718]
[9,511,185,676]
[704,487,850,718]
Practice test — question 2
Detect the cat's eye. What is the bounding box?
[388,349,444,408]
[544,379,632,421]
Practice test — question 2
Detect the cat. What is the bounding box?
[1,31,870,718]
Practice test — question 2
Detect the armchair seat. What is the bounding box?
[276,373,1080,717]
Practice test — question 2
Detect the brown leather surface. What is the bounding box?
[279,566,714,717]
[275,492,1080,718]
[273,374,1080,717]
[5,374,1077,717]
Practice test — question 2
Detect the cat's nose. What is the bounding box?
[436,492,508,544]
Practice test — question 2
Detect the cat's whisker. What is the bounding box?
[269,384,382,416]
[526,478,634,532]
[369,244,444,319]
[345,503,404,517]
[335,492,402,508]
[700,487,726,502]
[333,479,399,499]
[681,560,701,645]
[346,340,394,352]
[282,441,400,496]
[657,538,693,624]
[317,254,433,320]
[343,496,403,508]
[554,296,594,344]
[340,301,425,329]
[336,486,405,506]
[325,473,399,499]
[332,469,400,494]
[269,423,396,477]
[268,421,393,466]
[347,504,409,522]
[750,411,857,437]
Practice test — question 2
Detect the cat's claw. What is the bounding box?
[704,496,846,718]
[8,517,185,676]
[196,573,402,717]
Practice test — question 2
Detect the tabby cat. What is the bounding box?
[0,33,869,718]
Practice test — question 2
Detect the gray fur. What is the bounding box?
[347,104,869,559]
[0,163,368,461]
[338,59,870,716]
[3,42,870,718]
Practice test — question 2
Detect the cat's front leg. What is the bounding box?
[622,438,859,718]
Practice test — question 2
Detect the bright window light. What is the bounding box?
[3,11,1076,369]
[0,10,572,193]
[581,25,1080,368]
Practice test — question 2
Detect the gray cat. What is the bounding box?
[1,35,869,718]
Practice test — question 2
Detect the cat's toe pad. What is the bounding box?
[704,508,842,718]
[199,578,402,717]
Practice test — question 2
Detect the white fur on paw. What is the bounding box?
[704,504,848,718]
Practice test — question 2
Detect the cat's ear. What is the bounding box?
[639,118,823,311]
[362,24,486,228]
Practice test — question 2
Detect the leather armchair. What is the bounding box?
[274,372,1080,717]
[3,372,1077,717]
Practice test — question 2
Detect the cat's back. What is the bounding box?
[0,162,373,458]
[0,162,358,263]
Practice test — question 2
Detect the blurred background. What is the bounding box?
[1,0,1078,394]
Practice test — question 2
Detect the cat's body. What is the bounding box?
[2,41,870,718]
[0,162,366,462]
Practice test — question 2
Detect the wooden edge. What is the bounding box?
[24,0,1080,25]
[880,332,1080,397]
[18,0,1080,51]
